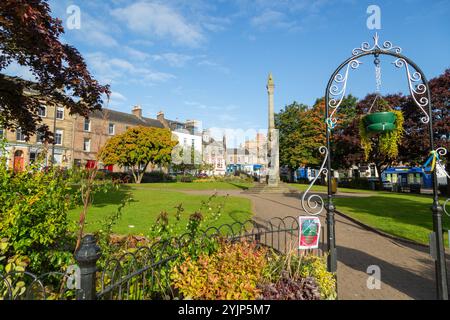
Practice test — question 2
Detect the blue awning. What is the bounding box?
[384,167,425,174]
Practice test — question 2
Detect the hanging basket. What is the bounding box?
[363,111,397,133]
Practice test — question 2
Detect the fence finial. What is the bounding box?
[74,234,101,300]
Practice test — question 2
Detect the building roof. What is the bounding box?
[90,109,164,128]
[3,74,165,129]
[227,148,250,155]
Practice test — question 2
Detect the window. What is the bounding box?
[38,105,47,117]
[84,118,91,132]
[55,129,63,145]
[36,132,45,144]
[83,138,91,152]
[0,127,4,138]
[53,154,62,165]
[16,128,26,142]
[108,123,115,135]
[56,107,64,120]
[392,174,398,184]
[30,152,37,163]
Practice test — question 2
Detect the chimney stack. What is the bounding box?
[132,105,142,119]
[157,110,171,129]
[157,111,165,122]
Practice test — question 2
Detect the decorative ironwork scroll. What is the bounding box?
[326,59,362,130]
[301,146,328,216]
[326,33,430,128]
[393,58,430,123]
[434,147,450,217]
[352,32,402,56]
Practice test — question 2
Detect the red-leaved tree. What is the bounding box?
[333,69,449,184]
[0,0,110,139]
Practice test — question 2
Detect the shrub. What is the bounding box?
[208,174,254,184]
[0,144,77,274]
[110,172,133,184]
[299,255,337,300]
[178,174,195,183]
[171,240,268,300]
[338,178,372,190]
[262,249,336,300]
[141,171,174,183]
[259,276,321,300]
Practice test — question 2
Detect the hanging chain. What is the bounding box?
[369,54,382,113]
[374,54,382,94]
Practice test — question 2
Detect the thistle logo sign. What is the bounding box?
[299,216,321,250]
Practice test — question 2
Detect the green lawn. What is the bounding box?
[130,181,254,190]
[333,192,450,246]
[69,185,253,236]
[288,183,374,194]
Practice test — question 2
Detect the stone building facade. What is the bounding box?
[1,105,175,172]
[71,106,165,171]
[1,103,75,171]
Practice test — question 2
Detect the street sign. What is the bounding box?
[299,216,321,250]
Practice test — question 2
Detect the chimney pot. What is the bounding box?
[132,105,142,119]
[157,111,164,121]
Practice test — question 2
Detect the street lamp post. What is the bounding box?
[301,34,448,300]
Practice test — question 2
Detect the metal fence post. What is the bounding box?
[75,235,101,300]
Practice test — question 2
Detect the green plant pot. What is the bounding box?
[363,112,397,133]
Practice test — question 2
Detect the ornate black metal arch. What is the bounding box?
[302,34,449,300]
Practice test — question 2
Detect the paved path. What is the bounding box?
[182,189,450,300]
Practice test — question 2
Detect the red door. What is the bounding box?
[105,165,114,172]
[13,151,24,173]
[86,160,97,169]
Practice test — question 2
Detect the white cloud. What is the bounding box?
[85,30,118,48]
[130,39,154,47]
[184,101,208,109]
[108,91,128,108]
[71,11,119,47]
[198,60,230,74]
[112,2,204,47]
[124,47,151,61]
[184,101,240,112]
[152,53,194,67]
[218,114,237,123]
[251,10,284,27]
[86,52,175,85]
[110,91,127,102]
[251,9,298,31]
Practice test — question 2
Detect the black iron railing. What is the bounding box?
[0,216,324,300]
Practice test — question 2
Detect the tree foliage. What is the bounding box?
[276,96,357,170]
[333,69,449,181]
[333,93,409,180]
[99,127,178,184]
[275,101,309,169]
[0,0,110,138]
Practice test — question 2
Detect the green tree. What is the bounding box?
[300,98,327,166]
[275,101,309,172]
[99,126,178,184]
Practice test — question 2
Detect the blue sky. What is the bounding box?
[6,0,450,131]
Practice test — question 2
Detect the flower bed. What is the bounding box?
[170,240,336,300]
